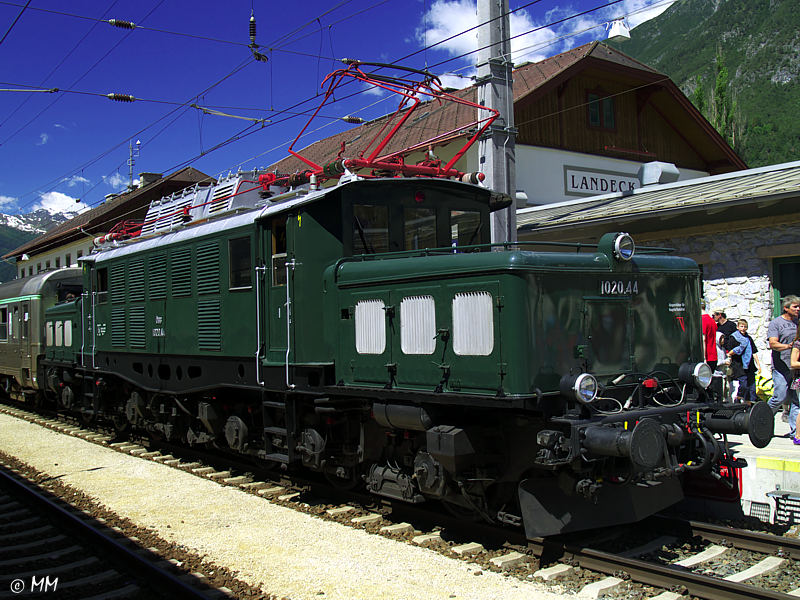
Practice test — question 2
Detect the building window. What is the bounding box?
[587,91,615,129]
[66,253,71,267]
[773,256,800,317]
[37,263,41,273]
[55,257,61,268]
[77,250,83,259]
[45,260,50,270]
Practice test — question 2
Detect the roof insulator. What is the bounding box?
[108,19,136,29]
[107,93,136,102]
[341,115,364,124]
[249,12,257,46]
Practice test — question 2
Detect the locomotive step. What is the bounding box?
[263,426,288,437]
[264,453,289,464]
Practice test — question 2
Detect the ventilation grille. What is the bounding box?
[197,299,221,350]
[148,254,167,299]
[209,182,236,214]
[110,263,126,304]
[196,243,220,295]
[452,292,494,356]
[171,248,192,297]
[129,306,146,348]
[129,259,145,302]
[400,296,435,355]
[355,299,386,355]
[111,307,126,347]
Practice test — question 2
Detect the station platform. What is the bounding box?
[692,409,800,527]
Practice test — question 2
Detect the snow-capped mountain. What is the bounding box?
[0,208,77,234]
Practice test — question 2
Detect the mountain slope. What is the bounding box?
[612,0,800,166]
[0,209,76,283]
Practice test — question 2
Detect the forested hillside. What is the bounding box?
[612,0,800,167]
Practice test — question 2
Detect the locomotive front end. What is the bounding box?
[515,232,773,536]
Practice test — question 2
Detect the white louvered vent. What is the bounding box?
[355,299,386,354]
[452,291,494,356]
[401,295,436,355]
[209,182,236,214]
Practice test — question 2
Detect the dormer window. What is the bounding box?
[587,91,615,130]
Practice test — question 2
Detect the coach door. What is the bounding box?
[19,302,33,386]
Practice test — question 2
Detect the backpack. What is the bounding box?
[755,372,773,401]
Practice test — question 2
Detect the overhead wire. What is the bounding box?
[0,0,29,46]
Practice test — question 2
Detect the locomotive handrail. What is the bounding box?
[332,241,675,281]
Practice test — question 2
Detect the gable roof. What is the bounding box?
[4,166,212,260]
[516,159,800,240]
[268,42,743,175]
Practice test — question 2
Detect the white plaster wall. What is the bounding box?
[515,146,709,205]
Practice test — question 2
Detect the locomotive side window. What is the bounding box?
[355,299,386,354]
[451,210,483,248]
[452,292,494,355]
[95,267,109,303]
[353,205,389,254]
[55,321,63,347]
[400,296,436,355]
[46,321,54,346]
[403,207,436,250]
[228,236,252,289]
[271,219,287,286]
[0,307,7,341]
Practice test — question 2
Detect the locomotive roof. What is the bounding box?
[0,267,82,302]
[87,176,496,264]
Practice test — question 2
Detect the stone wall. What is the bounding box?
[647,224,800,355]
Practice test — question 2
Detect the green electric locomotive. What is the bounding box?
[39,170,772,537]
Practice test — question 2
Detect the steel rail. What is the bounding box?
[560,543,792,600]
[0,464,211,600]
[651,514,800,560]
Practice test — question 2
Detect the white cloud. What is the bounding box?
[32,191,87,214]
[63,175,90,188]
[104,172,128,189]
[0,195,18,210]
[54,123,66,130]
[37,133,49,145]
[417,1,677,69]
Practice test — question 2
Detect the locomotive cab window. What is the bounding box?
[271,219,287,286]
[451,210,483,248]
[353,205,389,254]
[95,267,109,303]
[228,236,252,289]
[404,207,436,250]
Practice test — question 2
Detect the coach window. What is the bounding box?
[353,204,389,254]
[229,236,252,289]
[96,267,109,303]
[271,219,287,286]
[0,307,7,341]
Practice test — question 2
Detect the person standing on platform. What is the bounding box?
[790,328,800,444]
[767,296,800,440]
[702,301,719,399]
[726,319,754,402]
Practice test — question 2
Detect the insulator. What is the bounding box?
[249,13,256,45]
[322,160,346,178]
[341,115,364,124]
[107,93,136,102]
[108,19,136,29]
[459,171,484,184]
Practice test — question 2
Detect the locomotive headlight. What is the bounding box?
[679,362,713,389]
[561,372,599,404]
[613,233,635,261]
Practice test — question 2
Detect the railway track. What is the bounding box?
[0,461,227,600]
[2,400,797,600]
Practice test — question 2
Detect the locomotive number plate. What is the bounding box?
[599,280,638,295]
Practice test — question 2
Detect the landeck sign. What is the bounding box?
[564,166,638,196]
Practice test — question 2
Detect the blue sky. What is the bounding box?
[0,0,674,216]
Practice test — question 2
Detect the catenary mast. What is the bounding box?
[476,0,516,243]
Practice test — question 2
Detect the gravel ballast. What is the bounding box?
[0,413,562,600]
